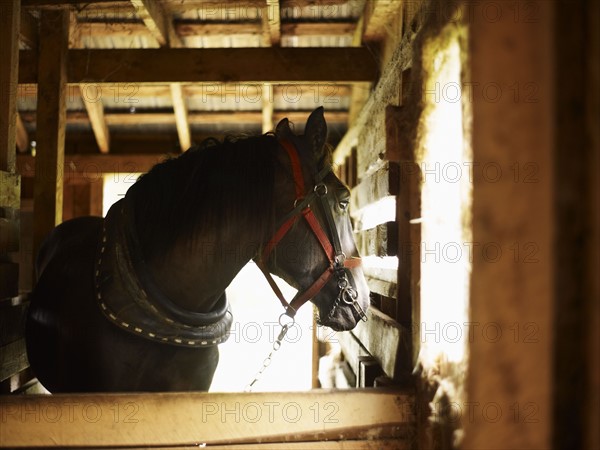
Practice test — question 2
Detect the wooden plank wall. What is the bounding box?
[334,0,420,388]
[0,0,32,395]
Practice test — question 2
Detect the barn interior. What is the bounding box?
[0,0,598,449]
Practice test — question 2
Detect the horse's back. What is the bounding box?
[26,216,219,392]
[26,216,104,391]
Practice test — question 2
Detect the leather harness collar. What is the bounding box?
[255,139,363,320]
[94,199,233,347]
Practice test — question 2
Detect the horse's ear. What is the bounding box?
[275,118,291,137]
[304,107,327,160]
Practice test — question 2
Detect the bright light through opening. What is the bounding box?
[354,195,396,231]
[102,173,140,216]
[418,30,472,369]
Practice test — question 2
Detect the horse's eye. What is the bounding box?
[339,200,350,211]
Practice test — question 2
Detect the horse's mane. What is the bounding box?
[129,134,280,260]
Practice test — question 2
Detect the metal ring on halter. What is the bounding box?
[293,197,304,208]
[314,184,327,196]
[279,311,296,328]
[334,252,347,270]
[341,287,358,304]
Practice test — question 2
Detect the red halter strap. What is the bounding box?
[256,140,361,318]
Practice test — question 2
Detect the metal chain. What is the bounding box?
[244,315,295,392]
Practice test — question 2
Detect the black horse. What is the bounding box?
[26,108,370,392]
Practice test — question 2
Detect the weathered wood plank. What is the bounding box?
[350,161,399,213]
[334,20,414,171]
[32,9,69,264]
[355,221,398,257]
[365,275,397,299]
[336,331,371,386]
[0,0,20,172]
[0,339,28,382]
[18,48,378,83]
[195,439,411,449]
[0,390,414,447]
[351,307,410,380]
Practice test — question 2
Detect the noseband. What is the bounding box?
[256,140,365,321]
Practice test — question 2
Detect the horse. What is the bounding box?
[25,107,370,392]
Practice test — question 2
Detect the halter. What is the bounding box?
[255,139,365,321]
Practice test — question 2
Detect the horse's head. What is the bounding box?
[258,107,370,331]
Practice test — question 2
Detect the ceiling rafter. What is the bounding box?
[80,84,110,153]
[259,1,280,133]
[130,0,190,151]
[16,113,29,153]
[265,0,281,46]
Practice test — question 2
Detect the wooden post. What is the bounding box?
[464,2,555,448]
[0,0,22,300]
[32,10,69,265]
[0,0,20,172]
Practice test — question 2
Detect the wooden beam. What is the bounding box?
[22,0,127,6]
[129,2,188,155]
[16,83,354,100]
[130,0,182,47]
[80,84,110,153]
[20,110,350,126]
[18,48,379,83]
[0,390,414,447]
[176,21,261,37]
[281,21,355,36]
[76,20,355,39]
[15,114,28,153]
[0,0,20,172]
[266,0,281,45]
[170,83,191,151]
[262,83,274,133]
[19,9,39,50]
[18,154,167,178]
[32,10,69,263]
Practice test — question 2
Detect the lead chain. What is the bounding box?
[244,323,291,392]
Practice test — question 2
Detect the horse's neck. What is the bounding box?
[145,229,258,313]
